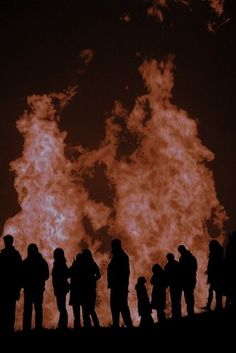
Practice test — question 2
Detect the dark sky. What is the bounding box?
[0,0,236,234]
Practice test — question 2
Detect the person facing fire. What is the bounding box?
[52,247,70,329]
[107,238,133,328]
[69,253,83,328]
[203,240,224,312]
[151,263,167,322]
[225,231,236,310]
[135,276,154,327]
[21,243,49,331]
[0,234,22,333]
[178,244,197,316]
[80,249,101,327]
[164,253,182,319]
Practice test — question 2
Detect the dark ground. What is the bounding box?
[1,310,235,350]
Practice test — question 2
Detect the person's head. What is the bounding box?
[53,247,65,262]
[166,253,175,262]
[3,234,14,248]
[75,252,82,262]
[137,276,146,285]
[27,243,39,257]
[83,248,93,261]
[209,239,219,251]
[111,238,122,255]
[178,244,187,255]
[152,263,162,274]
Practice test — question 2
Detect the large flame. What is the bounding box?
[3,57,226,328]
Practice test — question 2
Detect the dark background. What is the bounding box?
[0,0,235,235]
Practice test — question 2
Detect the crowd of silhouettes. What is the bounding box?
[0,232,236,334]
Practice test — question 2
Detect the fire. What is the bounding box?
[147,0,226,32]
[3,57,226,328]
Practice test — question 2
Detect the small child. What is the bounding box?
[135,276,154,327]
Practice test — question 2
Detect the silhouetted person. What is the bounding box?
[164,253,182,319]
[151,263,166,322]
[69,253,83,329]
[135,276,154,327]
[107,238,133,328]
[225,231,236,311]
[22,243,49,331]
[80,249,101,327]
[52,248,70,329]
[0,235,22,334]
[203,240,224,311]
[178,245,197,317]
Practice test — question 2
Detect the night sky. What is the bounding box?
[0,0,236,236]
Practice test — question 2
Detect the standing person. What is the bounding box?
[178,244,197,317]
[151,264,167,322]
[225,231,236,310]
[203,240,224,312]
[81,249,101,327]
[0,235,22,334]
[164,253,182,319]
[135,276,154,327]
[107,238,133,328]
[52,248,70,329]
[22,243,49,331]
[69,253,83,329]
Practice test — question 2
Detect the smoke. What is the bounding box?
[3,56,226,328]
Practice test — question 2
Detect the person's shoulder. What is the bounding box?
[15,248,22,257]
[122,249,129,258]
[94,261,100,268]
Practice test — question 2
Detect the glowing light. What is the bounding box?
[3,57,226,328]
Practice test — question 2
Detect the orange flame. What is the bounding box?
[147,0,227,32]
[3,57,226,328]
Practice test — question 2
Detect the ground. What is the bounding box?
[1,310,235,350]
